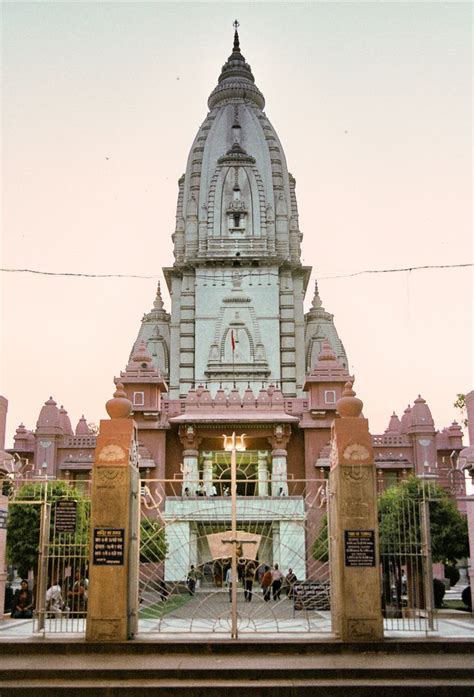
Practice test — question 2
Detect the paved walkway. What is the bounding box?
[1,588,472,641]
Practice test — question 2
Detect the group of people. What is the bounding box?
[228,561,297,602]
[183,485,229,497]
[9,568,89,620]
[46,569,89,618]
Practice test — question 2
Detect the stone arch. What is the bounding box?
[220,325,255,363]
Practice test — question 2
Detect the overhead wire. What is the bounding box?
[0,262,471,282]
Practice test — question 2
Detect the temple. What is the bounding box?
[0,28,467,580]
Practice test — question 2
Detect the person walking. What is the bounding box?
[244,561,256,602]
[261,566,272,602]
[285,568,297,599]
[271,563,283,600]
[225,565,236,602]
[187,565,198,595]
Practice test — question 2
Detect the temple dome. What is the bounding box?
[59,406,74,436]
[75,415,90,436]
[36,397,61,432]
[410,395,434,429]
[176,26,296,266]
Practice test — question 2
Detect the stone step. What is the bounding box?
[1,678,474,697]
[1,640,472,695]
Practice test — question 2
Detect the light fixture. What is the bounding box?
[223,434,246,452]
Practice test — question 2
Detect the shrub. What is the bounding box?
[444,563,460,587]
[461,585,472,611]
[433,578,446,608]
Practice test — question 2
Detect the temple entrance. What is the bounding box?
[138,474,332,636]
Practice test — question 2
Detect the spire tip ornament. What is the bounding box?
[232,19,241,53]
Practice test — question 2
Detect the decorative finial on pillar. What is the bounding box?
[233,19,241,53]
[106,382,132,419]
[336,381,363,418]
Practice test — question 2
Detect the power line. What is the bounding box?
[0,262,472,282]
[318,262,473,280]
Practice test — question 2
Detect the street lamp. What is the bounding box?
[223,433,245,638]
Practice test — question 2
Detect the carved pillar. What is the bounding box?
[179,425,202,495]
[202,451,213,496]
[257,451,269,496]
[329,382,383,641]
[182,450,199,495]
[268,425,291,497]
[271,449,288,496]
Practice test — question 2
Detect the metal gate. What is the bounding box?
[379,476,437,634]
[2,479,91,637]
[138,472,331,637]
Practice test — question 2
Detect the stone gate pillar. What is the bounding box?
[86,383,140,642]
[329,382,383,641]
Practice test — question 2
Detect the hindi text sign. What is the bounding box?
[344,529,376,567]
[55,500,77,533]
[93,528,125,566]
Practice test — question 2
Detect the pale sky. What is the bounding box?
[1,1,472,445]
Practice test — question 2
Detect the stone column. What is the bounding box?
[279,520,306,579]
[190,526,198,568]
[202,451,213,496]
[272,522,280,566]
[271,449,288,497]
[257,451,269,496]
[182,449,199,496]
[164,521,190,582]
[329,382,384,641]
[86,384,140,642]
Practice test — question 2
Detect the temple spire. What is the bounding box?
[233,20,241,53]
[153,281,164,311]
[311,280,323,310]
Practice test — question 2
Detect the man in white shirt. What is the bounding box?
[46,582,64,618]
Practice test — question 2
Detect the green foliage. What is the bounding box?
[433,578,446,608]
[378,476,469,564]
[140,517,168,564]
[453,393,468,427]
[312,514,329,563]
[6,481,89,578]
[312,477,469,566]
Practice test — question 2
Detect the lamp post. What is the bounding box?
[223,432,245,639]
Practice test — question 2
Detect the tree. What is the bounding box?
[311,476,469,566]
[378,476,469,612]
[140,517,168,564]
[378,476,469,564]
[6,481,89,579]
[454,393,468,428]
